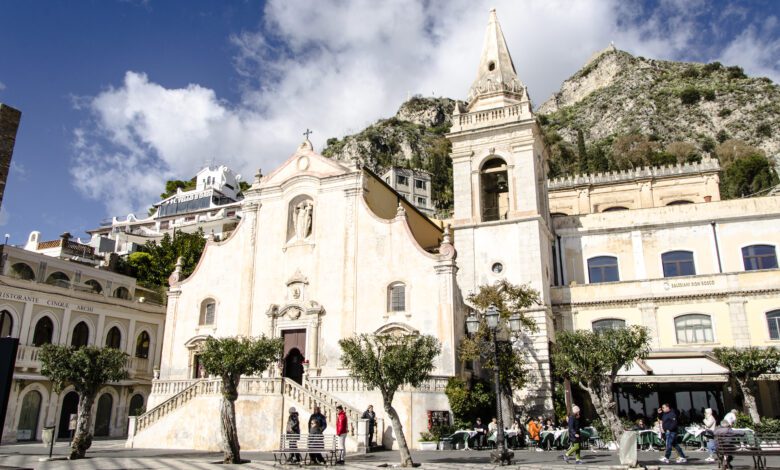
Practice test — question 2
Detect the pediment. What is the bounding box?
[259,144,351,187]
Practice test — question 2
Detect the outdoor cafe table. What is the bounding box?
[448,430,479,450]
[540,428,594,449]
[682,427,708,450]
[637,430,664,450]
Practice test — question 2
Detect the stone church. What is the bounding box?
[127,9,780,452]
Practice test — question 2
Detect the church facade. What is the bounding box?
[127,9,780,452]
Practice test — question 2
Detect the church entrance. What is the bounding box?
[282,329,306,384]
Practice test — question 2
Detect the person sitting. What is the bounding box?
[714,419,744,470]
[509,419,522,449]
[473,418,488,449]
[488,417,498,446]
[632,418,647,431]
[527,416,543,451]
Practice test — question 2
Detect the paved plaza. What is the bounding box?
[1,439,778,470]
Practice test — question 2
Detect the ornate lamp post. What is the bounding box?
[466,304,523,466]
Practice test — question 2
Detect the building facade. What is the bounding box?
[85,165,244,256]
[125,8,780,453]
[380,167,435,217]
[0,244,165,442]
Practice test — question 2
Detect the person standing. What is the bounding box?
[309,405,327,432]
[336,405,348,465]
[362,405,376,449]
[659,403,687,464]
[703,408,717,462]
[286,407,301,464]
[562,405,582,464]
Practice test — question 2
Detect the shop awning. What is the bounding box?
[615,355,729,384]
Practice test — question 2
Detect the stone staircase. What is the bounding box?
[127,376,380,451]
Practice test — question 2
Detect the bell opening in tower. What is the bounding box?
[480,157,510,222]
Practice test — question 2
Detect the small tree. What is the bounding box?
[198,336,283,464]
[339,334,440,467]
[459,280,540,418]
[713,347,780,424]
[39,344,128,460]
[553,326,650,440]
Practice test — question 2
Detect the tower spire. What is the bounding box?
[466,9,525,110]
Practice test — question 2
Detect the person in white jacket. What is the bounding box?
[703,408,717,462]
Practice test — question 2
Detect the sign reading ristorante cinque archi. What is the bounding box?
[0,290,95,313]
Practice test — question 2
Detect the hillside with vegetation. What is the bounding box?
[325,49,779,213]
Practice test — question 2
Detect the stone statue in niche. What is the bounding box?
[293,200,313,239]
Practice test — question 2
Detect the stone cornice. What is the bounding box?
[553,287,780,309]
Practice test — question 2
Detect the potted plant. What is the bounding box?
[418,431,438,450]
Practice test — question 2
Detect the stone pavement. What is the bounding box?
[1,439,778,469]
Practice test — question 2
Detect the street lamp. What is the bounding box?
[465,303,522,466]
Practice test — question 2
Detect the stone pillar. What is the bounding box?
[631,230,647,279]
[126,319,137,356]
[0,104,22,211]
[726,297,750,347]
[18,302,34,345]
[58,309,72,344]
[638,302,660,349]
[95,314,106,348]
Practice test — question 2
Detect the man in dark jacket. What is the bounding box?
[473,418,488,449]
[659,403,687,463]
[362,405,376,448]
[309,405,327,432]
[714,419,744,469]
[563,405,582,464]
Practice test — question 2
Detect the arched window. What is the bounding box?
[550,212,569,217]
[84,279,103,294]
[387,282,406,312]
[667,200,694,206]
[45,271,70,288]
[9,263,35,281]
[135,331,150,359]
[587,256,619,283]
[0,310,12,337]
[71,321,90,348]
[675,314,714,344]
[767,310,780,341]
[742,245,778,271]
[662,251,696,277]
[113,286,131,300]
[128,394,145,416]
[480,157,509,222]
[105,326,121,349]
[199,299,216,325]
[592,318,626,333]
[32,317,54,346]
[602,206,629,212]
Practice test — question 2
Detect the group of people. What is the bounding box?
[657,405,744,468]
[464,415,562,450]
[284,404,378,465]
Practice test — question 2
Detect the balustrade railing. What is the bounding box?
[457,105,522,127]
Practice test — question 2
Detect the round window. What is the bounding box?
[491,262,504,274]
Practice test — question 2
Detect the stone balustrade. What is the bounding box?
[15,344,41,369]
[455,104,524,131]
[547,159,721,190]
[309,375,449,393]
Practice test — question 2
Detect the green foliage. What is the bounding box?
[418,431,436,442]
[679,87,701,105]
[160,178,196,200]
[716,129,730,143]
[727,66,747,79]
[125,229,207,288]
[702,62,723,74]
[756,123,772,137]
[445,377,495,424]
[713,347,780,381]
[681,67,699,79]
[591,418,614,442]
[701,136,716,153]
[238,181,250,194]
[720,154,780,198]
[198,336,283,396]
[553,326,650,388]
[702,89,716,101]
[339,334,441,400]
[39,344,128,394]
[718,108,732,118]
[429,424,456,441]
[756,417,780,433]
[735,412,753,429]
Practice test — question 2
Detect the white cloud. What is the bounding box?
[719,16,780,81]
[71,0,780,216]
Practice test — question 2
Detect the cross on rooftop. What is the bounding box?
[303,128,313,139]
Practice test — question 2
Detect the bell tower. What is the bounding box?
[448,9,554,416]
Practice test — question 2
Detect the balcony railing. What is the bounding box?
[15,344,151,378]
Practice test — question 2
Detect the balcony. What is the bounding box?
[14,344,152,379]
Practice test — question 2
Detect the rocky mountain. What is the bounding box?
[322,97,455,214]
[322,49,780,214]
[538,46,780,179]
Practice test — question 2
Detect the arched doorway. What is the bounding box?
[283,347,305,384]
[0,310,13,337]
[94,393,113,437]
[128,394,145,416]
[58,391,79,438]
[17,390,42,441]
[480,157,509,222]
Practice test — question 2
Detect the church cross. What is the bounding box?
[303,128,313,139]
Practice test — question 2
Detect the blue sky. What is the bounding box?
[1,0,778,243]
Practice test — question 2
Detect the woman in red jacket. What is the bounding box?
[336,405,348,465]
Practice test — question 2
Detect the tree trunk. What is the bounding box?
[383,392,413,467]
[737,378,761,424]
[220,376,241,464]
[69,392,95,460]
[587,380,623,443]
